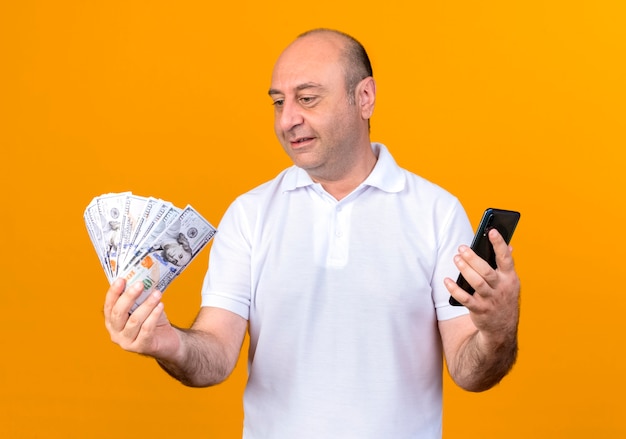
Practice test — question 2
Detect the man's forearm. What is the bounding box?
[450,330,518,392]
[155,327,234,388]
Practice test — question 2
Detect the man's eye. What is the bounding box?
[272,99,284,107]
[300,96,316,105]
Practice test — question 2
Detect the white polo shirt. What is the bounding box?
[202,143,472,439]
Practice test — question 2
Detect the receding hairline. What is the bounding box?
[294,28,373,98]
[296,28,359,49]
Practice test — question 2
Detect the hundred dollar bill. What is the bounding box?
[84,197,109,278]
[96,192,130,281]
[119,200,180,274]
[118,194,148,270]
[119,205,217,312]
[120,196,163,269]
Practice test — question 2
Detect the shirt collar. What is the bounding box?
[362,142,406,193]
[280,142,406,194]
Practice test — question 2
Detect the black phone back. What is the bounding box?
[450,208,520,306]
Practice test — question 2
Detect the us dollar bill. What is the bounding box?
[85,193,216,312]
[96,192,129,281]
[84,198,109,278]
[118,194,148,271]
[119,201,181,275]
[118,205,217,312]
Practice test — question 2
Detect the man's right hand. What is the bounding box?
[103,278,181,360]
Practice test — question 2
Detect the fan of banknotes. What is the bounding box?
[84,192,217,311]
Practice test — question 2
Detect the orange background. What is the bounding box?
[1,1,625,438]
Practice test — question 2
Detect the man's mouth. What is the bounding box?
[290,137,314,148]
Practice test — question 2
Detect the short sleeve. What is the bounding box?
[432,199,473,321]
[201,198,253,320]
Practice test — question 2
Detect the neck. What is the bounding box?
[310,147,378,201]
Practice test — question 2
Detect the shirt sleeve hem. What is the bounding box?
[201,293,250,320]
[435,303,470,321]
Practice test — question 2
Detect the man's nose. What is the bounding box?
[278,100,304,132]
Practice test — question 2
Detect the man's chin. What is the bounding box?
[292,159,321,172]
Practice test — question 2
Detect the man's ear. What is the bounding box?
[357,76,376,120]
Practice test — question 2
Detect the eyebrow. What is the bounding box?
[268,82,324,96]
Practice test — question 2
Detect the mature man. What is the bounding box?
[105,28,520,438]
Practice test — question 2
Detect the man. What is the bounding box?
[104,28,520,438]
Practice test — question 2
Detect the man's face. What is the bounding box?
[269,34,367,181]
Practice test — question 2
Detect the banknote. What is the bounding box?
[95,192,130,281]
[84,193,217,310]
[118,194,148,271]
[84,198,109,277]
[119,205,217,311]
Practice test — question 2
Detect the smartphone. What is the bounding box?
[449,208,521,306]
